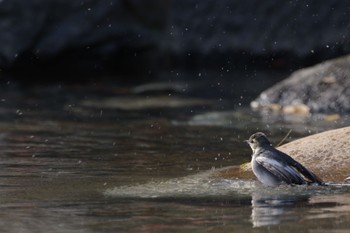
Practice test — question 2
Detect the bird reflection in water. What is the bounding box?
[250,190,310,227]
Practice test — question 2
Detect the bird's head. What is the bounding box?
[245,132,272,152]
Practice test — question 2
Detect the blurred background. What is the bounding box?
[1,0,349,83]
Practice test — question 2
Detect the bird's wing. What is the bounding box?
[270,149,323,184]
[255,156,306,184]
[284,156,323,184]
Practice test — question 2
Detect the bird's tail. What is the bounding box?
[294,162,324,185]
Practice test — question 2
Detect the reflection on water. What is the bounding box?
[251,188,310,227]
[0,81,349,232]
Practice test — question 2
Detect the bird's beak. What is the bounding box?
[244,140,249,144]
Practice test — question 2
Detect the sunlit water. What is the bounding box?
[0,79,350,232]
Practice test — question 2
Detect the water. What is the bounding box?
[0,80,350,232]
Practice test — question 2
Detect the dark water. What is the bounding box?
[0,78,350,232]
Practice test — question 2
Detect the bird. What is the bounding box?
[245,132,323,186]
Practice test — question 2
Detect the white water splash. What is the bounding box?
[104,167,350,199]
[104,171,256,198]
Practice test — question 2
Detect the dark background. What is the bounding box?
[0,0,349,82]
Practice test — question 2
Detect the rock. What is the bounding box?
[213,126,350,183]
[0,0,168,74]
[131,82,188,95]
[169,1,350,69]
[251,55,350,114]
[1,0,350,76]
[79,96,212,110]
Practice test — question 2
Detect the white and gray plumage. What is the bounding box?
[245,132,323,186]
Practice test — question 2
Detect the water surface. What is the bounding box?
[0,80,349,232]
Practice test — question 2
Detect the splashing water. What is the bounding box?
[104,170,255,199]
[104,168,349,200]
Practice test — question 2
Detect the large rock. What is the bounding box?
[251,55,350,114]
[1,0,350,76]
[0,0,168,73]
[215,126,350,183]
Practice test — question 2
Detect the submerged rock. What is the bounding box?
[214,126,350,183]
[131,82,188,95]
[251,55,350,114]
[80,96,212,110]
